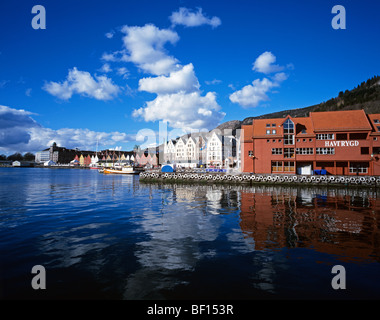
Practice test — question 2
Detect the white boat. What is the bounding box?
[103,166,136,174]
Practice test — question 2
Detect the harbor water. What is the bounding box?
[0,167,379,300]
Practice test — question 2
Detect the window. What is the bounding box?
[248,151,254,157]
[267,139,270,143]
[336,133,348,140]
[349,163,369,174]
[296,148,314,155]
[273,139,276,143]
[316,147,335,155]
[309,139,313,142]
[272,161,283,172]
[283,119,294,134]
[301,129,307,134]
[374,119,379,124]
[266,129,271,134]
[284,134,294,145]
[361,147,369,155]
[272,129,276,134]
[303,139,306,142]
[284,148,295,158]
[349,133,368,140]
[316,134,334,140]
[377,127,380,132]
[297,139,300,142]
[284,161,295,172]
[266,123,271,127]
[271,148,282,155]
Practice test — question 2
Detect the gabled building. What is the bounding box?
[241,110,380,176]
[206,131,224,167]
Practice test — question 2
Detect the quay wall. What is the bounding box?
[140,171,380,188]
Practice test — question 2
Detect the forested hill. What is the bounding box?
[216,75,380,130]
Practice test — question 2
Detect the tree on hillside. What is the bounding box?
[7,153,23,161]
[23,152,35,161]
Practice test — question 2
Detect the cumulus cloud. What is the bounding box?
[43,67,120,101]
[230,52,291,108]
[0,105,134,154]
[229,73,287,108]
[229,78,276,108]
[0,106,39,149]
[169,7,221,28]
[252,51,284,74]
[133,91,225,131]
[101,19,225,131]
[138,63,199,94]
[120,24,180,75]
[134,63,224,130]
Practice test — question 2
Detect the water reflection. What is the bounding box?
[1,168,380,299]
[126,182,380,298]
[238,185,380,263]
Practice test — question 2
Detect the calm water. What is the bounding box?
[0,167,379,300]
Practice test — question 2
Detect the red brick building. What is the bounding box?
[241,110,380,176]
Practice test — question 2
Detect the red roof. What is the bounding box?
[310,110,372,132]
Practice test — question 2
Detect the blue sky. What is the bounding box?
[0,0,379,154]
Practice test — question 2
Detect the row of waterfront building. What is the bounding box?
[33,110,380,176]
[34,130,240,169]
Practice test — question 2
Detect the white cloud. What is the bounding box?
[230,52,291,108]
[138,63,199,94]
[99,63,112,73]
[205,79,222,85]
[229,78,276,108]
[229,74,287,108]
[43,67,120,101]
[271,72,288,83]
[102,22,225,131]
[252,51,284,74]
[132,91,225,131]
[0,105,135,154]
[170,7,221,28]
[105,31,114,39]
[117,67,130,79]
[120,24,180,75]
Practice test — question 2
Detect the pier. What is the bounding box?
[140,171,380,187]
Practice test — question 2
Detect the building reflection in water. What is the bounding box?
[239,186,380,263]
[126,182,379,298]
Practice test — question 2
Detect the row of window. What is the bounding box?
[271,161,295,173]
[270,148,334,156]
[271,161,369,173]
[349,163,369,173]
[316,134,334,140]
[267,137,314,143]
[266,130,375,140]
